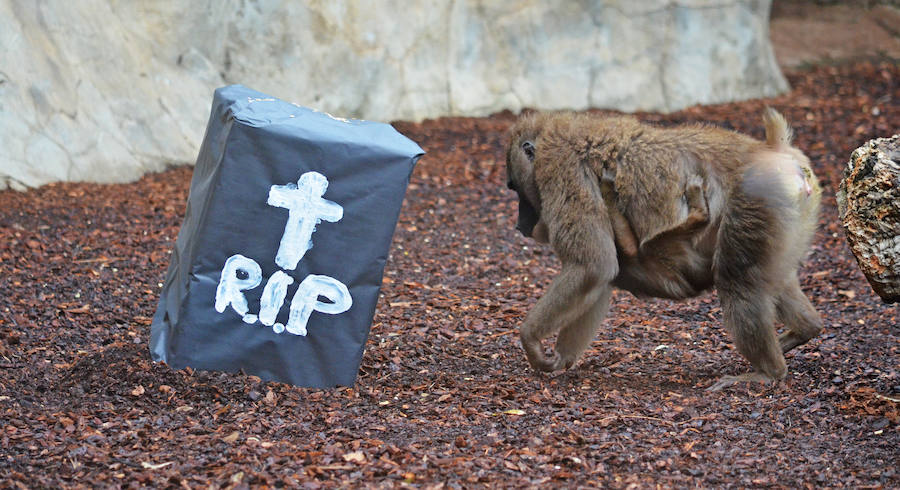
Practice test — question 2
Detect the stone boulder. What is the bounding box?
[838,135,900,303]
[0,0,788,190]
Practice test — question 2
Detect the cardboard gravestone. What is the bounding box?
[150,85,423,387]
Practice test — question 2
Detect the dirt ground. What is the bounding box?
[771,1,900,68]
[1,5,899,489]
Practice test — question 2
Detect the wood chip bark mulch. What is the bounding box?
[1,62,898,488]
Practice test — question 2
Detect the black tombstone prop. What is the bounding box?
[150,85,423,387]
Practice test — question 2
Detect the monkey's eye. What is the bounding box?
[521,141,535,161]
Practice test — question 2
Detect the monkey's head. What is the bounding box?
[506,114,550,243]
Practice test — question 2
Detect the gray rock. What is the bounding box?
[0,0,787,189]
[838,135,900,303]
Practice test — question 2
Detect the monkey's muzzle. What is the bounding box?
[515,196,540,238]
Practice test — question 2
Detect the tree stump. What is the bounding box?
[837,135,900,303]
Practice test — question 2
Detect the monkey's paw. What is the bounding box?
[706,371,776,392]
[527,350,562,372]
[528,351,580,373]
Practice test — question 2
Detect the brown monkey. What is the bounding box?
[505,109,822,391]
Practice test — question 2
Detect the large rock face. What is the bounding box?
[0,0,788,190]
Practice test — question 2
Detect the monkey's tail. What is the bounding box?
[762,107,793,150]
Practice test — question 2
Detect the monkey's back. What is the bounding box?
[544,114,789,300]
[572,116,762,247]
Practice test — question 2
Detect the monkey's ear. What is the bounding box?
[535,150,618,281]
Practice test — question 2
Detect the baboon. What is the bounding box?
[505,109,822,390]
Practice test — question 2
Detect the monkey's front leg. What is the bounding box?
[521,264,612,372]
[554,287,612,370]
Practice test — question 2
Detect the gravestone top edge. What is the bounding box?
[215,85,425,158]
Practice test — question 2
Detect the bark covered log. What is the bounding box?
[838,135,900,303]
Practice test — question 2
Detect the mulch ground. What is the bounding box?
[1,62,898,488]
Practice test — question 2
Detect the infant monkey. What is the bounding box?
[603,177,708,258]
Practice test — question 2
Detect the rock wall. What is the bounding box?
[0,0,788,190]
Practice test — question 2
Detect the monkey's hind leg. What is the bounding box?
[682,178,709,230]
[708,167,792,392]
[776,273,823,353]
[706,292,786,392]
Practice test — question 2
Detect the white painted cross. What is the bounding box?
[267,171,343,270]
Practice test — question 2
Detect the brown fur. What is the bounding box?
[505,109,822,390]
